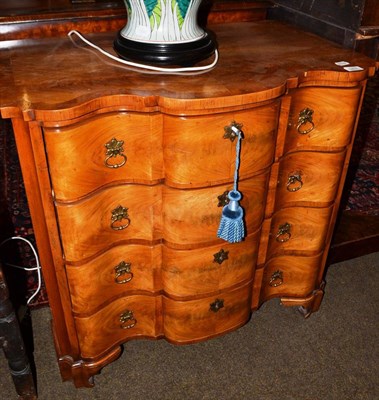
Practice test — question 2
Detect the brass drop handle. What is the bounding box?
[110,205,130,231]
[105,137,127,168]
[286,173,303,192]
[114,261,133,284]
[210,298,224,312]
[223,121,243,142]
[119,310,136,329]
[269,270,283,287]
[297,108,314,134]
[276,222,291,243]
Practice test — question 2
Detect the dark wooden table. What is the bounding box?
[0,262,37,399]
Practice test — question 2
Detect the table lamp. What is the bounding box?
[114,0,216,65]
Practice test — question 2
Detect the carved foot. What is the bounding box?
[58,346,122,388]
[281,281,326,318]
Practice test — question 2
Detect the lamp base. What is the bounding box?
[113,31,216,66]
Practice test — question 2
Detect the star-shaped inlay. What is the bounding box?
[213,249,229,264]
[217,190,230,207]
[210,298,224,312]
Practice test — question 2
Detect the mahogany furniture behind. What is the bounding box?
[0,20,377,388]
[0,0,272,40]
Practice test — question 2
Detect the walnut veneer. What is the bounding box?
[0,20,377,388]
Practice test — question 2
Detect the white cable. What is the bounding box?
[0,236,42,305]
[68,30,218,73]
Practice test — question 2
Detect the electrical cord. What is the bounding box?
[68,30,219,73]
[0,236,42,305]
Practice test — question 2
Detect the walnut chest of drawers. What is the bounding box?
[0,20,377,388]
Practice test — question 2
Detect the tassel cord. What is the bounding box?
[231,126,242,193]
[234,133,241,192]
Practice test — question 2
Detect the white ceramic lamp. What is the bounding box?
[114,0,216,65]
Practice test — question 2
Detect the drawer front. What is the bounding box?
[284,87,361,152]
[163,281,252,343]
[261,254,323,300]
[275,150,346,209]
[74,295,160,359]
[267,206,333,257]
[56,185,162,262]
[163,172,269,246]
[44,112,164,201]
[57,173,269,261]
[163,103,280,187]
[162,231,260,298]
[67,244,162,314]
[67,232,260,314]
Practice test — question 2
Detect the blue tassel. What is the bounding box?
[217,124,246,243]
[217,190,245,243]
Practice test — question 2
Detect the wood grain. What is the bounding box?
[162,231,260,299]
[66,244,163,314]
[266,205,334,258]
[275,150,347,209]
[284,87,363,153]
[56,172,269,260]
[74,294,160,358]
[1,22,376,119]
[163,103,280,187]
[44,112,164,201]
[163,281,252,343]
[260,254,323,302]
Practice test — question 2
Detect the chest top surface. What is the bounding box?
[0,20,377,119]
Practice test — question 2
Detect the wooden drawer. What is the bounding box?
[44,103,279,200]
[162,172,269,246]
[261,254,323,300]
[163,102,280,187]
[56,184,162,262]
[43,112,164,201]
[74,294,160,359]
[57,173,269,261]
[284,87,361,152]
[267,206,333,258]
[66,244,163,314]
[162,231,260,299]
[274,150,346,209]
[67,232,259,315]
[163,281,252,343]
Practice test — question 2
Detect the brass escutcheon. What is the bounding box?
[296,108,315,134]
[104,137,127,168]
[286,173,303,192]
[119,310,136,329]
[276,222,291,243]
[110,205,130,231]
[210,298,224,312]
[114,261,133,284]
[223,121,243,142]
[213,249,229,264]
[217,190,230,207]
[269,270,283,287]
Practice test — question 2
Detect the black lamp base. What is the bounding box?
[113,31,216,66]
